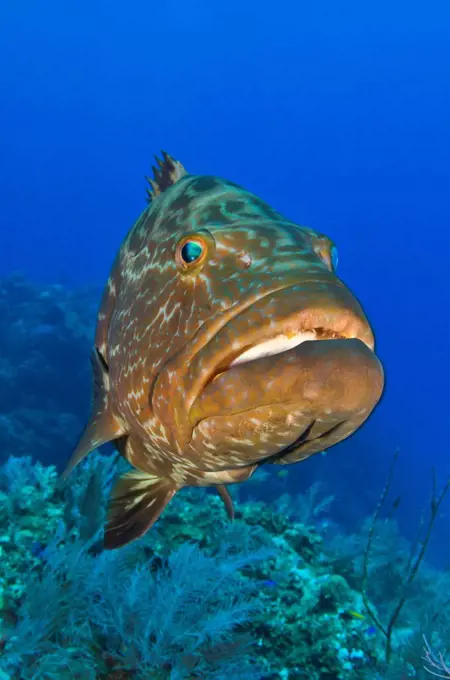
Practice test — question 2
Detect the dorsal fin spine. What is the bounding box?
[145,150,187,203]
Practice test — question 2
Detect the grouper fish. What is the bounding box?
[62,152,384,549]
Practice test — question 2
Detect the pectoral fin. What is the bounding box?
[61,348,125,481]
[104,470,177,549]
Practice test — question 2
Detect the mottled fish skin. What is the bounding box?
[62,152,384,549]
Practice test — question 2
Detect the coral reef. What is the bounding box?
[1,452,446,679]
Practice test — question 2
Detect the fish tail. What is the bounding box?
[60,348,125,481]
[104,470,177,549]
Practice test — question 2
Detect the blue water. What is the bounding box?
[0,1,450,674]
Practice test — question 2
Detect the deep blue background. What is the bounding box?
[1,1,449,547]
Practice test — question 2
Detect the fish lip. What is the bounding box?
[205,333,369,391]
[197,284,376,393]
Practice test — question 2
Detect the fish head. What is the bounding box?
[139,172,385,470]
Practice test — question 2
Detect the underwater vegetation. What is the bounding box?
[0,451,449,679]
[0,273,449,678]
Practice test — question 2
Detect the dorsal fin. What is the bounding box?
[145,150,187,203]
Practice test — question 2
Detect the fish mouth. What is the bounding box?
[206,325,371,388]
[185,280,383,464]
[151,277,383,465]
[197,281,375,395]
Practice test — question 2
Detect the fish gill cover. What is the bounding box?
[0,0,449,678]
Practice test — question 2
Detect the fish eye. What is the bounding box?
[181,240,204,263]
[331,245,339,271]
[175,233,213,274]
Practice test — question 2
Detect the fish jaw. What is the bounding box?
[188,337,383,467]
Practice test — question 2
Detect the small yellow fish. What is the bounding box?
[345,610,366,621]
